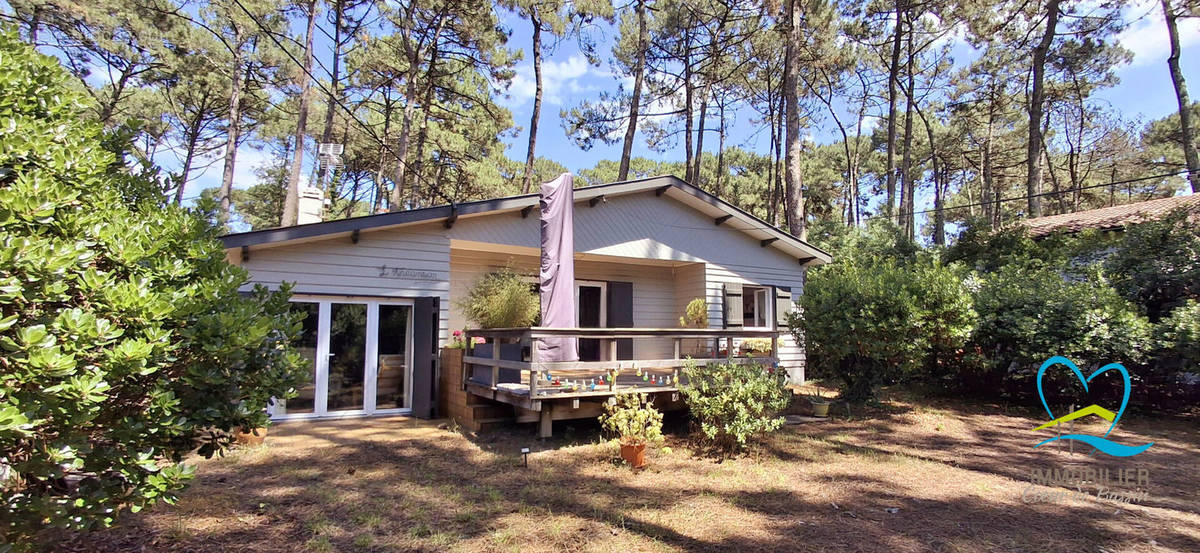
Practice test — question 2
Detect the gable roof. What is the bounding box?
[1020,193,1200,237]
[219,175,833,265]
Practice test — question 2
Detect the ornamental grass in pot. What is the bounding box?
[599,392,665,469]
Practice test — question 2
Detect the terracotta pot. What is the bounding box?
[810,401,830,418]
[619,442,647,468]
[234,427,268,447]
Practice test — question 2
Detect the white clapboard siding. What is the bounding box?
[234,222,454,345]
[705,262,806,384]
[235,190,810,373]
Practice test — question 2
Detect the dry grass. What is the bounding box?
[74,396,1200,553]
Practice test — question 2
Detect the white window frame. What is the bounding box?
[574,280,607,328]
[742,285,772,330]
[269,295,414,421]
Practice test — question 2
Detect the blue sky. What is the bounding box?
[181,0,1200,212]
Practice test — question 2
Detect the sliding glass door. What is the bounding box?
[270,297,413,419]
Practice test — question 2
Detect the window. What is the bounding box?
[742,286,771,329]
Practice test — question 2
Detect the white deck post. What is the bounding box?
[529,335,539,397]
[491,336,500,388]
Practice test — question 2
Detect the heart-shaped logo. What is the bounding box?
[1032,356,1154,457]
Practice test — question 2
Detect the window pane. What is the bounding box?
[281,302,319,414]
[328,303,367,411]
[376,304,410,410]
[755,289,769,327]
[742,286,758,324]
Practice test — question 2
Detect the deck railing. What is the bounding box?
[461,327,783,399]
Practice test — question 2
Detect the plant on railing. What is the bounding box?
[599,392,665,468]
[447,329,468,349]
[680,360,790,451]
[679,297,708,328]
[456,269,539,329]
[738,338,772,356]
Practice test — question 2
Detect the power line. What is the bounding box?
[229,0,454,207]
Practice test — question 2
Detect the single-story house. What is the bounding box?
[219,175,831,421]
[1020,193,1199,237]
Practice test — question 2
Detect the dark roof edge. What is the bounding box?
[219,174,831,262]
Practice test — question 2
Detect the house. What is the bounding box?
[1020,193,1200,237]
[219,175,831,423]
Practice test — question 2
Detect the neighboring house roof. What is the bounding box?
[1020,193,1200,237]
[218,174,833,265]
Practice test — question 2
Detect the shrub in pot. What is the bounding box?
[456,269,539,382]
[806,386,831,417]
[599,393,664,468]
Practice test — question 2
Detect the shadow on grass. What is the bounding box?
[69,404,1200,553]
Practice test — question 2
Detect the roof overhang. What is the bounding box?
[219,175,832,265]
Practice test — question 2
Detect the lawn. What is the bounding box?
[76,394,1200,553]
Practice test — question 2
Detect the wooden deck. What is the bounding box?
[460,327,784,437]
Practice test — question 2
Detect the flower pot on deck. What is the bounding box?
[620,442,647,468]
[234,426,268,447]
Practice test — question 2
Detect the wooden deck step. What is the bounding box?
[469,403,514,420]
[473,416,515,432]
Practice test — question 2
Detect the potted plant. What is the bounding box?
[455,269,539,383]
[599,392,664,468]
[807,385,831,417]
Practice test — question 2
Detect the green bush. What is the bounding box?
[1105,209,1200,321]
[679,297,708,328]
[792,258,975,401]
[0,32,307,548]
[599,392,664,446]
[970,263,1152,400]
[679,360,790,450]
[456,269,539,328]
[1154,299,1200,372]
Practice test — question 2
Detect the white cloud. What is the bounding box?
[508,54,596,106]
[1117,0,1200,68]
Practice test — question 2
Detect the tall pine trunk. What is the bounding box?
[784,0,806,239]
[522,9,543,193]
[1163,0,1200,192]
[683,28,695,184]
[174,111,203,205]
[1025,0,1061,218]
[694,88,708,186]
[884,3,904,218]
[900,13,916,239]
[218,43,244,227]
[618,0,647,182]
[282,0,318,227]
[773,81,785,227]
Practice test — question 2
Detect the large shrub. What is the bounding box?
[970,263,1152,401]
[793,258,975,401]
[679,360,790,450]
[1154,299,1200,373]
[1105,209,1200,321]
[456,269,539,328]
[0,32,306,548]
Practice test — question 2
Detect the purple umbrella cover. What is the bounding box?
[536,173,579,362]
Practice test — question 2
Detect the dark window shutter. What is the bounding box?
[607,281,634,360]
[774,286,792,328]
[411,296,439,419]
[723,283,744,328]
